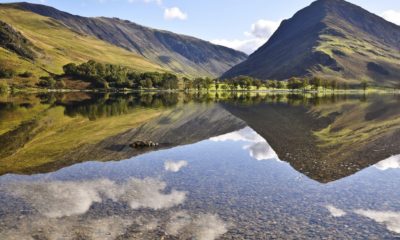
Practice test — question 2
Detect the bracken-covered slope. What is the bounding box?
[0,4,165,85]
[222,0,400,87]
[10,2,247,77]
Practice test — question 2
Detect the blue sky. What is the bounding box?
[1,0,399,54]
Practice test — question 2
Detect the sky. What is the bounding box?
[0,0,399,54]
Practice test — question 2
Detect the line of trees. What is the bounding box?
[183,76,266,92]
[286,77,367,91]
[40,60,376,92]
[63,60,179,90]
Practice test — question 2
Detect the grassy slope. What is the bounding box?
[0,102,169,174]
[0,6,165,86]
[314,33,400,86]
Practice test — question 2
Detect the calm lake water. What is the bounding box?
[0,92,399,239]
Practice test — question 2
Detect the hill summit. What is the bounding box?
[222,0,400,86]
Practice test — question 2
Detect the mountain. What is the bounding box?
[5,2,247,77]
[222,0,400,87]
[0,4,166,87]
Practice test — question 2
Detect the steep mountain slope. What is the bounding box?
[222,0,400,87]
[0,5,165,86]
[9,2,247,77]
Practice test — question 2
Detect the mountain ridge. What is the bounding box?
[7,2,247,77]
[222,0,400,87]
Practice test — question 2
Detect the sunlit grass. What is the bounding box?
[0,6,165,78]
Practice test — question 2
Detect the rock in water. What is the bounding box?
[129,141,159,148]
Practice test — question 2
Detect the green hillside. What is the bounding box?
[0,5,165,87]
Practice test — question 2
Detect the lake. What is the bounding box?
[0,92,399,239]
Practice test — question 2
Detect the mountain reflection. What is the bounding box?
[222,94,400,182]
[0,92,399,183]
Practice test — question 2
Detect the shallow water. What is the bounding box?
[0,92,399,239]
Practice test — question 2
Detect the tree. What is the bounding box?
[343,82,349,90]
[63,63,77,76]
[310,77,322,90]
[140,79,153,89]
[302,78,309,91]
[361,79,369,91]
[330,80,338,91]
[214,79,220,91]
[287,77,303,90]
[55,80,66,89]
[204,77,213,92]
[0,81,9,94]
[237,76,252,90]
[183,77,192,91]
[253,79,262,90]
[322,79,329,92]
[161,73,179,90]
[277,81,285,89]
[193,78,204,91]
[37,76,56,88]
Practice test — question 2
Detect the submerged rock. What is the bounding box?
[129,141,159,148]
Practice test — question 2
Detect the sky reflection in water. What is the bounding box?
[0,125,400,239]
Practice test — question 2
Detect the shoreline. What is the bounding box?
[4,88,400,95]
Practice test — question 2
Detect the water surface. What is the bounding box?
[0,92,399,239]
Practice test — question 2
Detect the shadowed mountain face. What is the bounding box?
[9,2,247,77]
[222,94,400,182]
[223,0,400,86]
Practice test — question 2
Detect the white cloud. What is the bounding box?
[210,127,279,161]
[381,10,400,25]
[355,209,400,233]
[211,19,280,54]
[164,7,188,20]
[246,19,280,39]
[166,211,229,240]
[326,205,347,217]
[4,177,186,218]
[165,160,188,172]
[374,155,400,171]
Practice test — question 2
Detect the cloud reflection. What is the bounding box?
[164,160,188,172]
[166,211,229,240]
[374,155,400,171]
[325,205,346,217]
[354,209,400,233]
[210,127,278,161]
[4,177,186,218]
[0,215,133,240]
[0,211,230,240]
